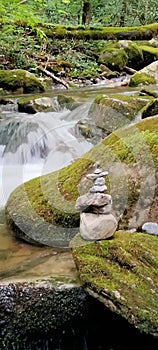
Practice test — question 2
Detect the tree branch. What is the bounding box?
[37,66,69,89]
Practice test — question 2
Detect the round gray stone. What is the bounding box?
[142,222,158,235]
[80,212,118,241]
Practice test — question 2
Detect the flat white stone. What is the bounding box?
[80,213,118,241]
[86,171,108,180]
[90,185,107,193]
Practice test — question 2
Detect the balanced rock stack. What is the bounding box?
[75,167,118,241]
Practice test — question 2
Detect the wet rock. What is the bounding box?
[0,283,89,349]
[76,119,103,145]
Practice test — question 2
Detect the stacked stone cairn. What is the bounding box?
[75,166,118,241]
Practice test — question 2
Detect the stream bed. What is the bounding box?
[0,84,158,350]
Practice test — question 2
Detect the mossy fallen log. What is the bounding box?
[41,23,158,41]
[1,20,158,40]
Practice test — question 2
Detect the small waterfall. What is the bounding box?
[0,118,49,163]
[0,105,92,165]
[0,105,93,206]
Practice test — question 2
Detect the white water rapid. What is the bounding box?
[0,102,93,207]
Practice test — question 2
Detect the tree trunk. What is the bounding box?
[82,1,91,25]
[119,0,128,27]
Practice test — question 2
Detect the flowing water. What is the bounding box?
[0,84,158,350]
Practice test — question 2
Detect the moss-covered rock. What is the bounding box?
[98,42,128,70]
[139,45,158,66]
[129,72,156,87]
[141,99,158,119]
[0,69,45,94]
[88,93,150,133]
[5,116,158,247]
[72,230,158,336]
[129,60,158,87]
[17,94,77,113]
[98,41,146,71]
[124,41,144,69]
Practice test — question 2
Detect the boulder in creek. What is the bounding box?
[18,94,77,113]
[87,93,150,135]
[72,230,158,337]
[5,116,158,248]
[129,60,158,87]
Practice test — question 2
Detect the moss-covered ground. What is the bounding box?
[72,230,158,335]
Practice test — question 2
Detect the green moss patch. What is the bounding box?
[72,230,158,335]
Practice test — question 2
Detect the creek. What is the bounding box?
[0,84,158,350]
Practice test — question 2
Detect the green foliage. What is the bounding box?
[1,0,158,29]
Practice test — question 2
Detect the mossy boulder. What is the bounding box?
[87,93,150,134]
[0,69,45,94]
[139,45,158,66]
[129,72,156,87]
[5,116,158,247]
[72,230,158,336]
[57,94,78,110]
[123,41,144,69]
[98,41,145,71]
[129,60,158,87]
[98,43,128,70]
[17,94,77,113]
[141,99,158,119]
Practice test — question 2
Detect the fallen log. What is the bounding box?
[42,23,158,41]
[1,19,158,41]
[37,66,69,89]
